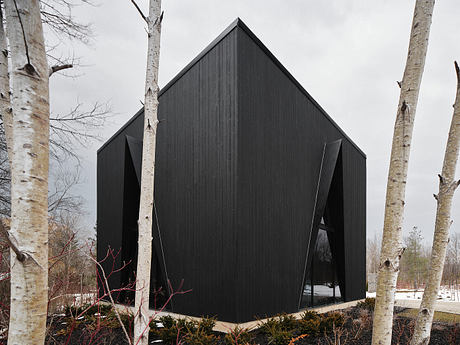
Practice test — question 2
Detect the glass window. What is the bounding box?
[300,227,342,309]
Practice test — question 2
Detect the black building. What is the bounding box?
[97,19,366,323]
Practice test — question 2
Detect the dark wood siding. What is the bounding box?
[235,25,365,321]
[97,19,366,323]
[342,140,367,301]
[98,28,239,320]
[154,28,238,321]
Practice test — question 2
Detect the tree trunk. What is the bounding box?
[4,1,50,344]
[371,1,435,345]
[410,62,460,345]
[133,0,162,344]
[0,3,13,166]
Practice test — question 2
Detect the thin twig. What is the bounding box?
[0,218,25,262]
[455,61,460,84]
[87,252,133,345]
[129,0,148,24]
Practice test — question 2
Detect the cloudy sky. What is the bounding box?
[48,0,460,244]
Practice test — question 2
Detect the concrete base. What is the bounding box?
[112,298,460,334]
[113,299,365,333]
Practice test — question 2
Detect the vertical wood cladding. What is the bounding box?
[236,25,365,321]
[154,28,238,321]
[97,19,366,323]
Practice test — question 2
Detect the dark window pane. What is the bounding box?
[300,228,342,309]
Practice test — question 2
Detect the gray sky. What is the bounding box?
[48,0,460,244]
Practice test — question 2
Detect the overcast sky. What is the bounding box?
[47,0,460,244]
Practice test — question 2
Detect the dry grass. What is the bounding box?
[398,308,460,324]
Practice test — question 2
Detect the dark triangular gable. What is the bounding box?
[298,139,346,308]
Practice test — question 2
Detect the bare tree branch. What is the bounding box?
[49,63,72,76]
[87,250,133,345]
[129,0,148,24]
[0,218,25,262]
[40,0,94,44]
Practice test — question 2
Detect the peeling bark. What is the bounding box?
[133,0,162,344]
[410,62,460,345]
[4,0,50,344]
[371,1,435,345]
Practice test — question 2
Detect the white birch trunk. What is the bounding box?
[133,0,162,344]
[410,62,460,345]
[4,1,50,344]
[371,1,435,344]
[0,4,13,166]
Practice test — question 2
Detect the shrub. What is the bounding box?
[185,329,217,345]
[260,313,297,334]
[196,316,216,335]
[356,298,375,311]
[153,316,199,345]
[177,317,198,333]
[64,303,112,317]
[159,315,176,329]
[224,326,253,345]
[300,310,320,322]
[319,312,344,333]
[298,318,321,336]
[118,311,134,331]
[278,314,297,331]
[259,317,282,335]
[259,314,297,345]
[267,329,294,345]
[158,325,184,345]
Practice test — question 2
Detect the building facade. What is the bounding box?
[97,19,366,323]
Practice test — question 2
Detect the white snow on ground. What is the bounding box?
[366,285,460,302]
[304,284,341,297]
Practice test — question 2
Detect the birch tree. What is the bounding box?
[0,3,12,219]
[371,1,435,344]
[0,2,12,167]
[130,0,163,344]
[3,0,50,343]
[410,61,460,345]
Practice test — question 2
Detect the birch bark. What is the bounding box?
[133,0,162,344]
[371,1,435,344]
[4,1,50,344]
[410,62,460,345]
[0,4,13,165]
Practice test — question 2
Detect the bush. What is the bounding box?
[196,316,216,335]
[298,318,321,336]
[259,314,297,345]
[259,317,281,335]
[278,314,297,331]
[300,310,320,322]
[159,315,176,329]
[224,326,253,345]
[118,311,134,331]
[185,329,217,345]
[319,312,344,333]
[356,298,375,311]
[260,313,297,334]
[153,316,200,344]
[267,329,294,345]
[177,318,198,333]
[64,303,112,317]
[157,325,184,345]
